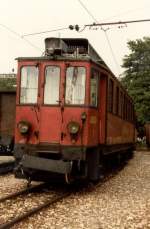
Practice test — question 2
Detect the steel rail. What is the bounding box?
[0,192,70,229]
[0,159,128,228]
[0,162,14,175]
[0,182,48,204]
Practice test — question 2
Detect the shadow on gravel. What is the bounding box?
[76,153,135,194]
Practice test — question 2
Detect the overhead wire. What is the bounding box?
[77,0,121,74]
[0,23,42,52]
[22,27,69,37]
[102,5,150,21]
[104,31,120,73]
[77,0,98,23]
[3,1,148,69]
[85,19,150,27]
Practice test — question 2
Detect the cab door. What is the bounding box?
[39,63,63,144]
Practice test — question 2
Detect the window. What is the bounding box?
[123,95,126,120]
[120,91,123,118]
[20,66,38,104]
[108,79,114,112]
[130,102,133,122]
[65,67,86,105]
[115,87,119,115]
[44,66,60,104]
[90,69,99,106]
[127,100,130,121]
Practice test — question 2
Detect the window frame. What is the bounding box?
[65,66,87,106]
[19,65,39,105]
[43,65,61,106]
[115,86,119,115]
[108,78,114,113]
[90,68,100,108]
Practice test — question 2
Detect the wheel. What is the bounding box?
[65,173,74,184]
[27,177,31,187]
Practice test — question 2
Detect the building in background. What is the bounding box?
[0,74,16,154]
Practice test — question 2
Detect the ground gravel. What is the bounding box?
[0,188,58,225]
[0,174,27,198]
[2,150,150,229]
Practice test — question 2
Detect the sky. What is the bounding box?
[0,0,150,76]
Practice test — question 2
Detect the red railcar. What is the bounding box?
[14,38,135,183]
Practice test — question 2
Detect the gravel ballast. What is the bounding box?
[0,174,26,198]
[1,150,150,229]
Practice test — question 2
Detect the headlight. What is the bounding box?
[18,121,30,134]
[67,121,80,134]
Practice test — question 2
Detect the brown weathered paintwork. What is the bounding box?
[107,113,135,145]
[15,60,104,147]
[15,58,135,148]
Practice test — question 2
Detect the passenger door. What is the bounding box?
[39,64,62,144]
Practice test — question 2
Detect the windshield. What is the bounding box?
[44,66,60,104]
[65,66,86,105]
[20,66,38,104]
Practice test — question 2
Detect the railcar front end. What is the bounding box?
[14,38,104,182]
[14,37,135,183]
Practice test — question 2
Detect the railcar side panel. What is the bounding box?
[99,74,107,144]
[87,108,99,146]
[107,113,135,145]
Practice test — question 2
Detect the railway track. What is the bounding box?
[0,158,128,229]
[0,161,14,175]
[0,182,49,204]
[0,183,70,229]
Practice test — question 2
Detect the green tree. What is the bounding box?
[0,78,16,91]
[121,37,150,131]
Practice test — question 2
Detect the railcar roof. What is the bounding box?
[16,37,109,70]
[16,55,106,65]
[16,55,110,73]
[16,37,133,103]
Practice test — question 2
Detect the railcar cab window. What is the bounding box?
[65,67,86,105]
[90,69,99,107]
[44,66,60,105]
[108,79,114,112]
[20,66,38,104]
